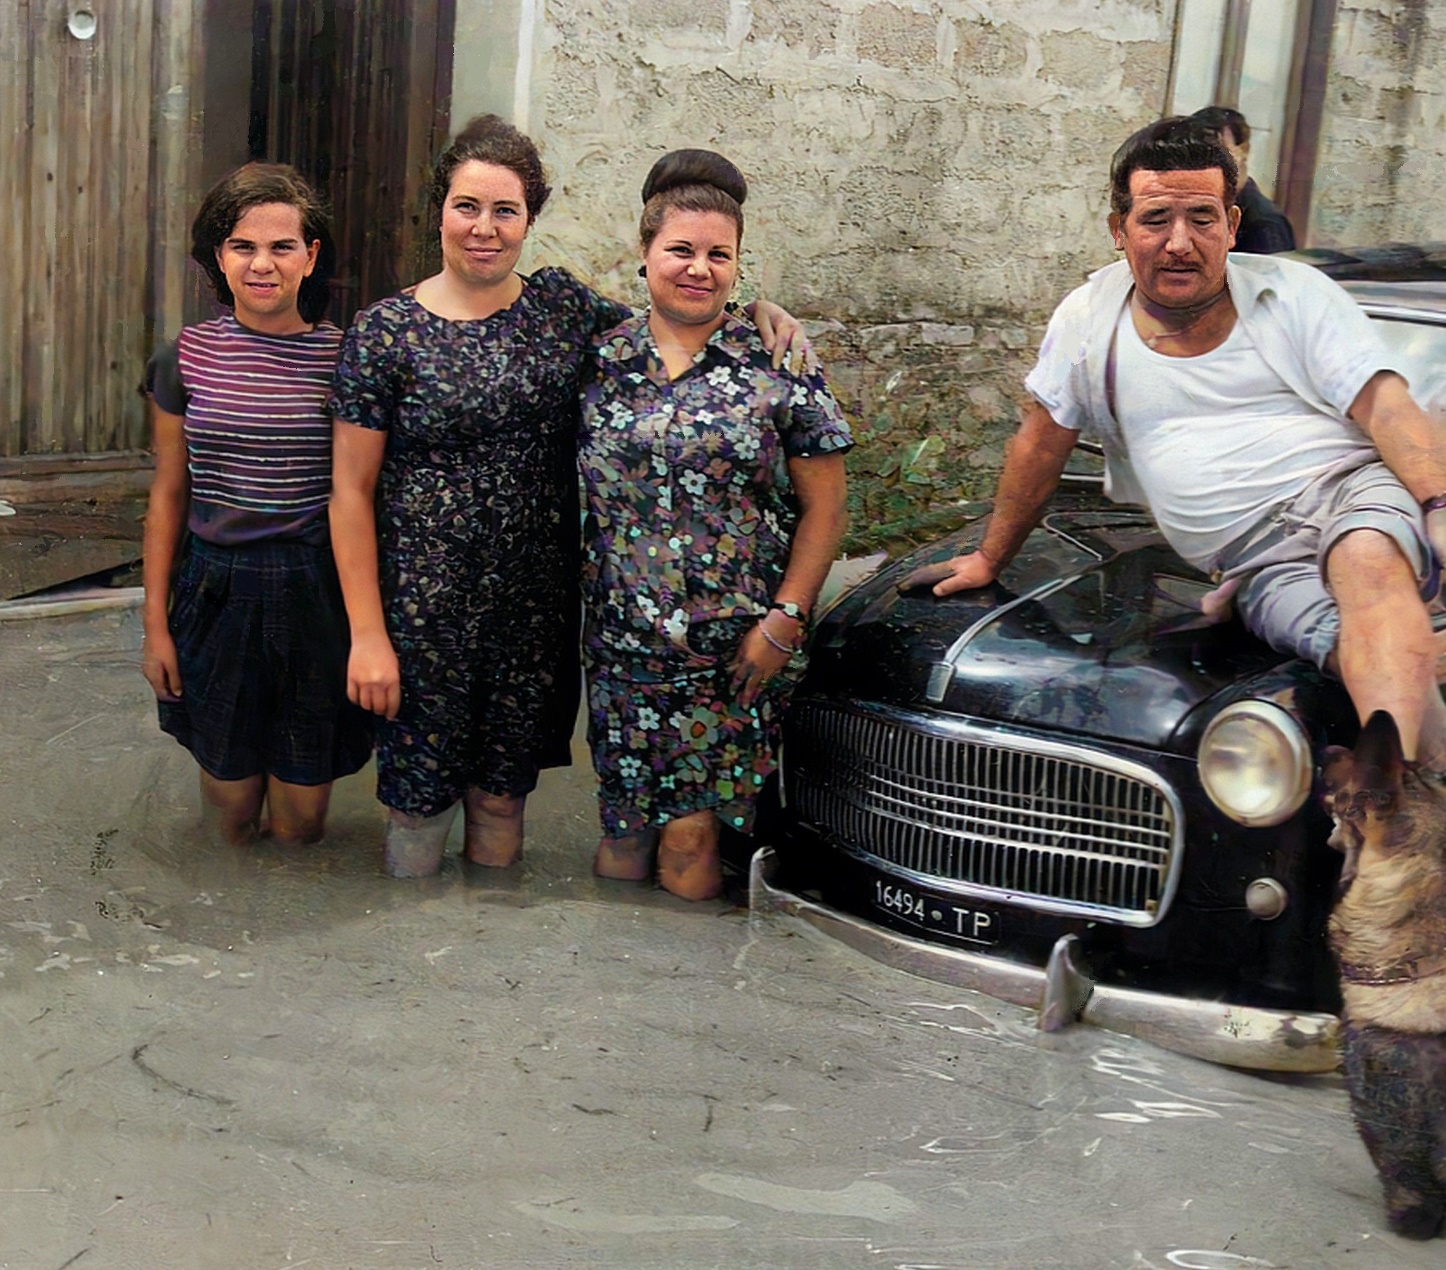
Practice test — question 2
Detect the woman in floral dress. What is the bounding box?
[579,150,853,900]
[329,119,805,878]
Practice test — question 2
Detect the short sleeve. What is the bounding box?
[1023,285,1093,433]
[779,367,853,459]
[144,340,186,415]
[1286,266,1393,417]
[328,301,403,431]
[540,266,632,341]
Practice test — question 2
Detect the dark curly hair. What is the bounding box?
[190,163,335,324]
[638,149,747,250]
[430,114,552,224]
[1109,116,1238,218]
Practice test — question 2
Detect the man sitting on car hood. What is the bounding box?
[918,116,1446,771]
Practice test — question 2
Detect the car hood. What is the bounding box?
[809,507,1293,752]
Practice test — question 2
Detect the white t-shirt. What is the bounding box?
[1111,309,1378,569]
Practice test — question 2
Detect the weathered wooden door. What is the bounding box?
[1,0,170,457]
[248,0,455,328]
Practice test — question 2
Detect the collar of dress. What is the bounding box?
[596,310,756,365]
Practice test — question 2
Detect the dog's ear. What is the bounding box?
[1352,711,1406,804]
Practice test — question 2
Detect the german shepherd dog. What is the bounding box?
[1323,710,1446,1239]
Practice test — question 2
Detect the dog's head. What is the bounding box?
[1321,711,1446,889]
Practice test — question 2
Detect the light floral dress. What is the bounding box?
[578,312,852,835]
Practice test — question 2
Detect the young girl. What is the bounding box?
[141,164,371,845]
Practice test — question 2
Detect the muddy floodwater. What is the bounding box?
[0,608,1434,1268]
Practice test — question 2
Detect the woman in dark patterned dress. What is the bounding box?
[579,151,853,900]
[329,118,805,878]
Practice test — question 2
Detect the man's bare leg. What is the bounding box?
[1327,529,1446,766]
[199,772,265,845]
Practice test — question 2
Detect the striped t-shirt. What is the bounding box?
[146,314,342,545]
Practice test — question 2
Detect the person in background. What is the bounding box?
[329,118,809,879]
[578,150,852,900]
[1191,105,1296,254]
[141,164,372,845]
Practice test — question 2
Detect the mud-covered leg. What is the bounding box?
[382,804,457,878]
[264,778,332,846]
[199,771,265,845]
[593,828,658,881]
[656,811,722,901]
[463,789,524,867]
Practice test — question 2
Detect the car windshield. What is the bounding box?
[1371,315,1446,416]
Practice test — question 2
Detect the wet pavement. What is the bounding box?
[0,607,1437,1269]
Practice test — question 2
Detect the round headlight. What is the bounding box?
[1198,700,1312,827]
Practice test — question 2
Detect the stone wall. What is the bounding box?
[488,0,1176,540]
[1312,0,1446,246]
[448,1,1445,542]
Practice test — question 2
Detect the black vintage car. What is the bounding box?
[753,257,1446,1073]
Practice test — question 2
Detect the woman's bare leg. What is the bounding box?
[656,811,723,901]
[199,772,265,845]
[383,804,458,878]
[594,828,658,881]
[264,779,333,846]
[463,789,525,867]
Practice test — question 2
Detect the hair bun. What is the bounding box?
[641,149,747,206]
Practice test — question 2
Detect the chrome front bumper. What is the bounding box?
[748,847,1340,1074]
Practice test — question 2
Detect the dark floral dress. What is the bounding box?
[330,268,626,817]
[578,312,853,835]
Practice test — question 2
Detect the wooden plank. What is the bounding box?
[0,0,30,457]
[61,3,96,454]
[109,0,155,451]
[149,0,205,355]
[400,0,455,286]
[23,0,62,455]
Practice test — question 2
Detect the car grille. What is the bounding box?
[785,701,1182,925]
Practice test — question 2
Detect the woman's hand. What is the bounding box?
[730,619,797,708]
[348,631,402,719]
[746,299,815,374]
[141,628,183,702]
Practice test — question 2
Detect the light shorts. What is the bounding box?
[1225,461,1435,670]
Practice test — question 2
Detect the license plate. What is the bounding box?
[871,877,1000,945]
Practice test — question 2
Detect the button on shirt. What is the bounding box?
[579,312,852,657]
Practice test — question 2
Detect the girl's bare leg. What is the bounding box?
[463,789,525,867]
[199,771,265,845]
[264,779,333,846]
[383,804,458,878]
[656,811,723,901]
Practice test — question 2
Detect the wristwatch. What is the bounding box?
[770,601,807,622]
